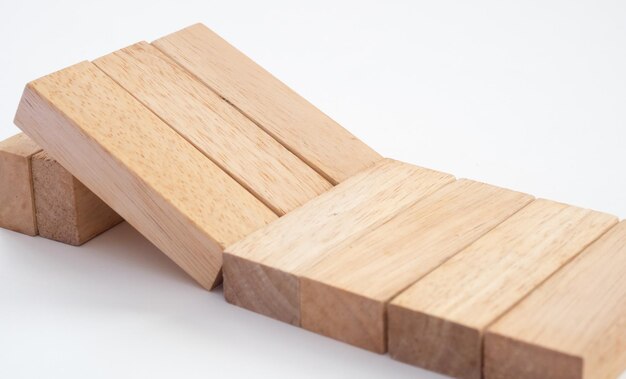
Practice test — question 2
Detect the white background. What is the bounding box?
[0,1,624,378]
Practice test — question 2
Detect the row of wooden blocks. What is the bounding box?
[4,23,625,379]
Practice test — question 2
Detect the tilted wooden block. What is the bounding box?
[153,24,382,184]
[387,199,617,379]
[15,61,278,289]
[298,179,532,352]
[484,220,626,379]
[94,42,332,216]
[0,133,41,235]
[32,150,123,245]
[224,159,454,325]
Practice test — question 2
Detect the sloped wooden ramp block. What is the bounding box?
[387,199,617,379]
[484,220,626,379]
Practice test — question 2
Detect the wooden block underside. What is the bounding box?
[153,24,381,184]
[299,179,533,352]
[484,221,626,379]
[15,61,277,289]
[94,42,332,216]
[387,199,617,379]
[32,150,123,246]
[0,133,41,236]
[224,159,455,325]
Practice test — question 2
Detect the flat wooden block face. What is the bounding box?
[32,150,123,246]
[0,133,41,236]
[387,199,617,379]
[94,42,332,216]
[224,159,455,325]
[153,24,382,184]
[299,180,533,352]
[484,221,626,379]
[15,61,277,289]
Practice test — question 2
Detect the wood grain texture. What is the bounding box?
[94,42,331,216]
[32,150,123,245]
[484,221,626,379]
[0,133,41,236]
[153,23,382,184]
[387,199,617,379]
[14,62,277,289]
[300,179,533,353]
[223,159,454,325]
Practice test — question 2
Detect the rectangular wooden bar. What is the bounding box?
[15,62,277,289]
[0,133,41,235]
[299,180,533,353]
[94,42,332,216]
[484,221,626,379]
[32,150,123,245]
[223,159,454,325]
[153,24,381,184]
[387,199,617,379]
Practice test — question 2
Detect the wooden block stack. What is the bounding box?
[4,23,624,378]
[0,133,122,245]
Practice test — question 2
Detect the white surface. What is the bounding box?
[0,1,624,378]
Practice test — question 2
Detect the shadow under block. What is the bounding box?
[94,42,332,216]
[387,199,617,379]
[31,150,123,246]
[0,133,41,235]
[153,23,382,184]
[299,179,533,352]
[484,220,626,379]
[15,61,278,290]
[223,159,455,325]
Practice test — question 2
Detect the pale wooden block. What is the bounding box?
[153,23,382,184]
[32,150,123,246]
[0,133,41,236]
[299,179,533,352]
[15,62,277,290]
[223,159,454,325]
[387,199,617,379]
[484,220,626,379]
[94,42,332,216]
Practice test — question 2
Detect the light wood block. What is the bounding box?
[32,150,123,245]
[0,133,41,235]
[15,62,277,289]
[94,42,332,216]
[484,220,626,379]
[153,23,382,184]
[299,179,533,352]
[387,199,617,379]
[224,159,455,325]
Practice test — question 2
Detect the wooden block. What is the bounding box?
[153,24,382,184]
[299,180,533,352]
[484,221,626,379]
[15,62,277,289]
[224,159,455,325]
[0,133,41,235]
[387,199,617,379]
[31,150,123,245]
[94,42,332,216]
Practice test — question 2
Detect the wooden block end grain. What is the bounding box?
[0,133,41,236]
[32,150,123,245]
[223,253,300,325]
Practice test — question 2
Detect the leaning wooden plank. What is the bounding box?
[153,24,381,184]
[484,220,626,379]
[14,62,277,289]
[299,180,533,353]
[223,159,454,325]
[0,133,41,236]
[94,42,332,216]
[32,150,124,245]
[387,199,617,379]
